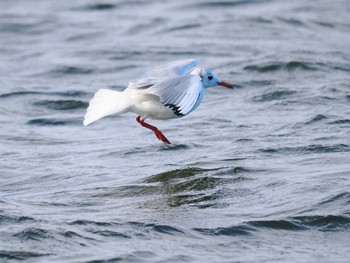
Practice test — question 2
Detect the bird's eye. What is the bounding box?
[207,75,213,81]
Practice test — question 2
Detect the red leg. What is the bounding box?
[136,116,171,144]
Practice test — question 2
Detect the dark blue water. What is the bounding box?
[1,0,350,262]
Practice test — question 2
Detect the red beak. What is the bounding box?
[217,81,234,89]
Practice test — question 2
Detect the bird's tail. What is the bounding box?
[83,89,130,126]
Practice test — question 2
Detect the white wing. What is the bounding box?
[127,59,199,89]
[145,74,204,116]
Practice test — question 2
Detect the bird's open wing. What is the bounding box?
[145,74,204,116]
[127,59,199,89]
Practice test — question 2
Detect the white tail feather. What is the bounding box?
[84,89,130,126]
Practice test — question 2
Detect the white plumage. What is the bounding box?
[84,59,233,144]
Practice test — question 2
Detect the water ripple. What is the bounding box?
[13,228,50,241]
[329,119,350,125]
[0,90,88,99]
[244,61,317,72]
[83,3,117,11]
[191,0,271,8]
[0,250,49,261]
[194,225,253,236]
[252,89,297,102]
[260,144,350,154]
[144,167,212,183]
[152,225,185,235]
[304,114,328,125]
[0,215,36,224]
[26,117,81,126]
[194,214,350,237]
[48,66,95,76]
[1,0,350,261]
[33,100,88,111]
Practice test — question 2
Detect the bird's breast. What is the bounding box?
[129,92,180,120]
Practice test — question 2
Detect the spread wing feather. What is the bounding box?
[145,74,204,116]
[127,59,199,89]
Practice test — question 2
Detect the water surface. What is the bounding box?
[1,0,350,262]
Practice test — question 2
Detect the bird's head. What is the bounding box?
[197,68,233,89]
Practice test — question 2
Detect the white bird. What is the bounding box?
[84,59,233,144]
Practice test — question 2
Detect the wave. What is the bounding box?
[13,228,50,241]
[194,225,253,236]
[244,61,317,72]
[329,119,350,125]
[312,192,350,209]
[190,0,271,8]
[0,250,48,261]
[7,226,101,249]
[0,90,88,99]
[73,1,143,12]
[143,167,254,208]
[26,118,81,126]
[303,114,328,125]
[91,166,253,208]
[33,100,88,111]
[0,20,53,36]
[193,214,350,236]
[125,18,165,35]
[254,215,350,231]
[144,166,252,189]
[144,167,210,183]
[296,114,350,128]
[252,89,297,102]
[243,79,276,87]
[83,3,116,10]
[260,143,350,154]
[90,230,131,239]
[48,66,95,76]
[277,17,305,26]
[69,220,185,238]
[164,24,202,33]
[69,220,115,227]
[0,215,35,224]
[85,251,157,263]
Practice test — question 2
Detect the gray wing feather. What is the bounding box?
[146,75,203,116]
[127,59,199,89]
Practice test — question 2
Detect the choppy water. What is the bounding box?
[1,0,350,262]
